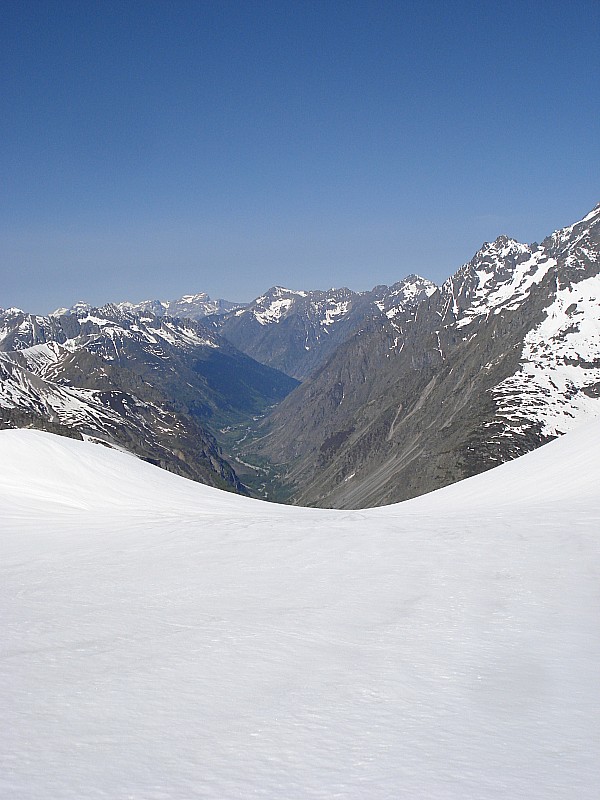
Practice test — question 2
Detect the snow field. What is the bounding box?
[1,426,600,798]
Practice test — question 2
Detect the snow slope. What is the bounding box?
[1,426,599,799]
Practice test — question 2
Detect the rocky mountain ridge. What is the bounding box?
[243,203,600,507]
[208,276,437,379]
[3,204,599,505]
[0,305,297,491]
[53,292,246,321]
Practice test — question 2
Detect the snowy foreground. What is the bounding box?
[1,427,600,799]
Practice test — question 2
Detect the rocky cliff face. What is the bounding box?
[244,204,600,508]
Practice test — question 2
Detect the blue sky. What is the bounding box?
[1,0,599,313]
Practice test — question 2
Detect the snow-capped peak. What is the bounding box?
[373,274,438,318]
[446,203,600,327]
[58,301,93,316]
[0,307,24,317]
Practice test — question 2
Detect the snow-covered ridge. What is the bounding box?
[0,305,222,355]
[1,422,600,797]
[493,271,600,437]
[246,278,437,328]
[250,286,350,326]
[442,202,600,450]
[441,203,600,329]
[546,201,600,245]
[375,275,437,318]
[51,300,93,316]
[446,239,554,327]
[254,286,309,301]
[6,341,66,380]
[53,291,246,321]
[0,352,148,432]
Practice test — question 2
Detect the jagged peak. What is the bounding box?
[1,307,25,317]
[259,286,307,299]
[390,274,437,289]
[476,234,526,255]
[59,301,93,316]
[252,287,306,309]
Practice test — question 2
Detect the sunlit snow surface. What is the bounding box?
[1,427,600,799]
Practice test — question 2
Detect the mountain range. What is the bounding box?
[243,204,600,506]
[0,305,296,491]
[206,276,436,379]
[1,202,599,505]
[54,291,245,320]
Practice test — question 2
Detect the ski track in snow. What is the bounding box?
[1,425,600,799]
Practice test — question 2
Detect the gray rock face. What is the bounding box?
[0,305,297,492]
[209,276,436,380]
[244,204,600,508]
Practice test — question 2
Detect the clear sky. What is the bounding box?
[1,0,599,313]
